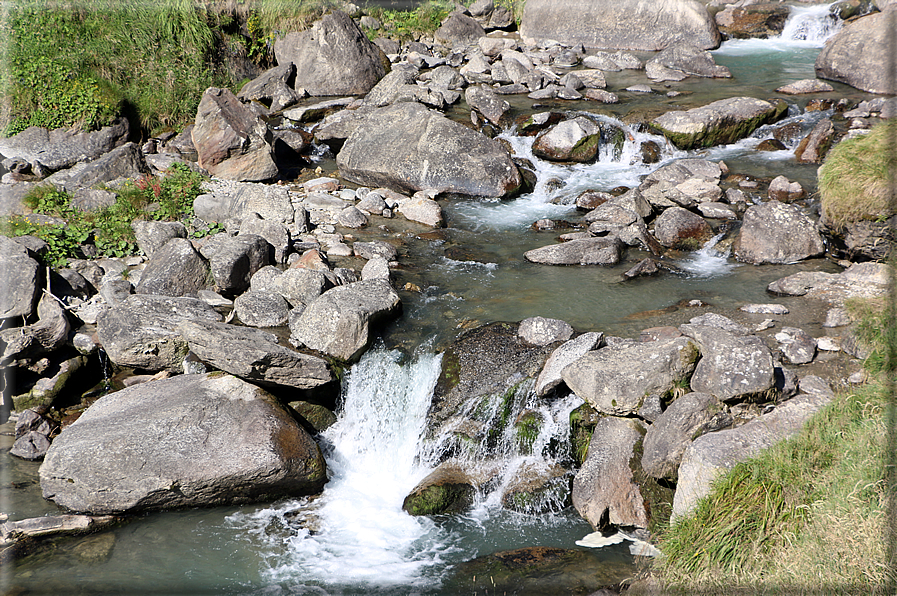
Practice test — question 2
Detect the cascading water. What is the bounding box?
[779,1,843,43]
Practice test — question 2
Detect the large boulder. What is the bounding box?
[237,63,302,112]
[273,10,388,96]
[40,373,327,514]
[523,237,622,266]
[178,319,333,390]
[680,323,775,402]
[336,102,521,198]
[96,295,222,371]
[520,0,720,51]
[199,234,271,295]
[0,236,40,319]
[562,337,699,416]
[715,3,790,39]
[734,201,825,265]
[194,181,294,224]
[815,11,897,95]
[289,279,401,362]
[59,142,149,193]
[135,238,210,297]
[191,87,277,182]
[531,117,601,162]
[0,118,130,173]
[672,391,834,519]
[651,97,787,150]
[534,332,604,397]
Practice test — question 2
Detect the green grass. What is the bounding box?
[819,121,897,229]
[653,297,896,593]
[363,0,455,42]
[0,163,211,267]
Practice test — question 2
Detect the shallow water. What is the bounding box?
[4,5,881,594]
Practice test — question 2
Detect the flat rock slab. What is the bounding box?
[524,237,622,266]
[767,262,892,306]
[651,97,787,150]
[680,324,775,402]
[734,201,825,265]
[40,373,327,514]
[179,319,333,389]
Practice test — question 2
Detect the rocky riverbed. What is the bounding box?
[1,0,895,592]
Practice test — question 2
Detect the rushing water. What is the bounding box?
[3,4,876,594]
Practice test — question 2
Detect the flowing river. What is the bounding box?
[1,3,878,594]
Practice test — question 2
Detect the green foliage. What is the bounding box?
[1,164,209,267]
[819,121,897,228]
[366,0,454,41]
[847,296,897,375]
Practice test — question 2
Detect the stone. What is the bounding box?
[353,240,398,261]
[397,194,444,227]
[337,205,368,228]
[734,201,824,265]
[237,63,302,112]
[794,117,834,163]
[239,213,291,263]
[535,332,603,397]
[191,87,277,182]
[672,391,835,519]
[776,79,834,94]
[815,12,897,95]
[96,294,222,372]
[435,12,487,48]
[740,303,789,315]
[775,327,817,365]
[362,69,419,108]
[402,461,487,515]
[0,236,40,319]
[131,220,187,258]
[519,0,720,51]
[532,117,601,162]
[1,294,71,365]
[653,207,713,250]
[10,431,51,460]
[572,417,649,529]
[523,237,622,266]
[715,3,790,39]
[40,373,327,514]
[680,324,775,402]
[234,290,289,328]
[13,354,86,411]
[194,181,294,224]
[518,316,574,347]
[59,142,149,193]
[179,319,332,389]
[646,61,687,82]
[290,279,401,361]
[274,10,388,96]
[199,233,271,295]
[501,461,572,514]
[767,175,804,202]
[642,392,728,480]
[562,337,699,416]
[135,238,209,298]
[272,267,327,307]
[465,86,511,127]
[650,43,731,78]
[361,256,390,281]
[652,97,786,150]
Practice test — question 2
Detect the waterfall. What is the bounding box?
[228,346,450,593]
[779,1,843,44]
[679,232,739,278]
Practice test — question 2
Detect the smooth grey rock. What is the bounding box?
[740,303,789,315]
[131,220,187,258]
[435,12,486,48]
[520,0,720,51]
[688,313,749,335]
[562,337,699,415]
[337,205,368,228]
[535,332,603,397]
[774,327,817,365]
[680,324,775,402]
[532,117,601,162]
[524,237,622,266]
[397,194,444,227]
[572,417,649,529]
[60,142,149,193]
[653,207,713,250]
[194,182,293,224]
[234,290,289,328]
[672,391,835,519]
[274,10,387,96]
[40,373,327,514]
[518,316,574,347]
[361,256,390,281]
[650,43,731,78]
[290,279,401,361]
[96,294,222,371]
[734,201,824,265]
[336,102,521,198]
[11,431,51,460]
[776,79,834,94]
[815,11,897,95]
[179,319,332,389]
[353,240,397,261]
[199,234,271,295]
[363,69,419,108]
[100,278,133,304]
[16,118,130,173]
[641,392,727,480]
[652,97,786,150]
[135,238,209,298]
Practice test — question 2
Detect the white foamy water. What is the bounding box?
[679,232,740,278]
[715,1,843,56]
[227,347,450,593]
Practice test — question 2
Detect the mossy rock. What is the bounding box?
[501,462,573,514]
[570,403,600,466]
[288,400,337,433]
[630,433,675,535]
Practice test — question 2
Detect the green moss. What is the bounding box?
[402,482,475,516]
[570,134,601,162]
[570,403,599,466]
[630,433,674,536]
[514,410,542,455]
[653,100,788,150]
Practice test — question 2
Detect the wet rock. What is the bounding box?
[535,332,604,397]
[12,354,86,411]
[192,87,276,182]
[697,202,737,219]
[40,373,327,514]
[562,337,699,416]
[337,102,521,198]
[583,89,619,104]
[274,10,387,96]
[523,237,622,266]
[290,279,401,362]
[641,392,728,480]
[501,462,572,514]
[179,319,332,389]
[646,61,687,82]
[532,117,601,162]
[740,303,789,315]
[652,97,787,150]
[715,3,790,39]
[575,190,613,211]
[402,460,488,515]
[649,42,731,78]
[135,238,209,298]
[96,294,222,371]
[815,11,897,95]
[519,0,720,51]
[679,323,775,402]
[673,391,835,519]
[734,201,824,265]
[794,117,834,163]
[757,138,787,151]
[775,326,817,364]
[397,193,444,227]
[518,316,574,347]
[653,207,713,250]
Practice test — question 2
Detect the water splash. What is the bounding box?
[679,232,739,278]
[779,1,843,44]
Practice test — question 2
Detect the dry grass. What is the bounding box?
[819,121,897,229]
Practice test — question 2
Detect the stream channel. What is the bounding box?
[0,4,881,594]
